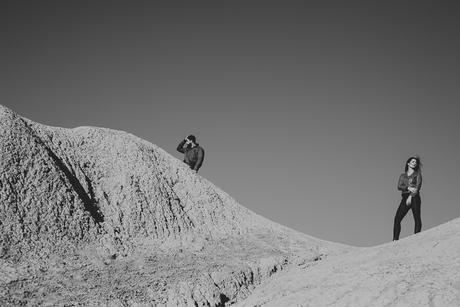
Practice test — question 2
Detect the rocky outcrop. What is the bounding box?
[0,105,345,306]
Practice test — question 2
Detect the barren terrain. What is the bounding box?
[0,105,346,306]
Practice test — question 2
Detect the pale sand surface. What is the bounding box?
[238,218,460,306]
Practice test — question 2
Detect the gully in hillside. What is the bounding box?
[176,134,205,173]
[393,156,423,241]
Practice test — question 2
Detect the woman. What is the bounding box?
[393,156,423,241]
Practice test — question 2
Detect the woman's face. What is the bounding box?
[408,158,417,170]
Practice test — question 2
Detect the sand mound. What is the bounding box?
[0,105,344,305]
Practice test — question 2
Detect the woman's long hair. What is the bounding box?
[404,156,422,173]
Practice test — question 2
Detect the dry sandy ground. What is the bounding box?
[238,217,460,306]
[0,104,347,306]
[2,104,459,306]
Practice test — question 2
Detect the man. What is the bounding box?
[176,135,205,172]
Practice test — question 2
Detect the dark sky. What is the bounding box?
[2,1,460,246]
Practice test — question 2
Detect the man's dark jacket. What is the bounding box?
[176,140,205,172]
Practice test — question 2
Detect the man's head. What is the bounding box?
[185,135,197,147]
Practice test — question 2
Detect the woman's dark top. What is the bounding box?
[397,171,422,196]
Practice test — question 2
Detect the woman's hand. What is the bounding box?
[408,187,418,194]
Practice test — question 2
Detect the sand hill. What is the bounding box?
[0,105,345,306]
[2,105,459,306]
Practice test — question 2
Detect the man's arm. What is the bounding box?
[177,139,187,153]
[193,147,205,171]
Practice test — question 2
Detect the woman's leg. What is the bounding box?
[411,195,422,234]
[393,195,411,241]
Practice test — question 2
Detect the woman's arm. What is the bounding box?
[413,172,422,195]
[397,174,408,192]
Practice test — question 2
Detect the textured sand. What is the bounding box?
[238,216,460,306]
[2,104,458,306]
[0,105,345,306]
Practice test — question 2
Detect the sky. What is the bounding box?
[1,1,459,247]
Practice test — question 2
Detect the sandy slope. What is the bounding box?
[238,217,460,306]
[3,104,457,306]
[0,105,347,306]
